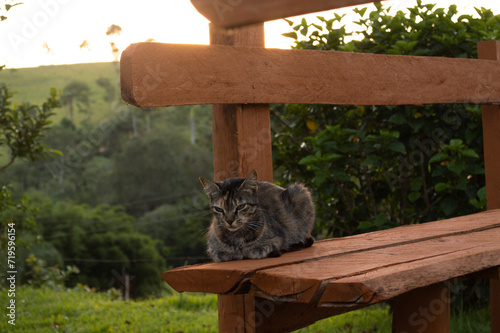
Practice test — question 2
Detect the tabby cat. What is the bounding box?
[199,169,315,262]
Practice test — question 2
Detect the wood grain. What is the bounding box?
[190,0,386,28]
[162,209,500,295]
[252,227,500,304]
[209,22,273,333]
[392,283,450,333]
[120,43,500,107]
[478,40,500,333]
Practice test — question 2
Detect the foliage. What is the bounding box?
[273,1,499,237]
[0,82,63,290]
[0,71,213,293]
[0,286,490,332]
[0,84,61,171]
[95,76,116,102]
[23,254,80,289]
[32,199,166,298]
[113,132,212,215]
[61,81,91,122]
[137,202,211,267]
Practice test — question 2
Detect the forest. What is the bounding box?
[1,61,215,297]
[1,1,499,306]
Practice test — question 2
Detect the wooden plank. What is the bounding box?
[161,210,500,294]
[478,40,500,333]
[120,43,500,107]
[250,227,500,304]
[318,242,500,306]
[190,0,385,28]
[392,283,450,333]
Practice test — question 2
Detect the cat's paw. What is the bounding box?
[245,245,279,260]
[267,250,282,258]
[288,237,315,252]
[210,251,243,262]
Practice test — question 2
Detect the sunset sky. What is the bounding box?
[1,0,500,69]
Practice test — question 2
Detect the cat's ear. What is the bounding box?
[199,177,220,197]
[239,169,258,193]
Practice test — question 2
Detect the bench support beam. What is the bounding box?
[478,40,500,333]
[209,22,273,332]
[392,283,450,333]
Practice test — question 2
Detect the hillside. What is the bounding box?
[0,62,120,124]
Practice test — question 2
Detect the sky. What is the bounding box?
[1,0,499,69]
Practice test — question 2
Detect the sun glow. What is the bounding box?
[1,0,499,69]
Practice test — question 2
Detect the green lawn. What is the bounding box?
[1,62,119,125]
[0,286,491,332]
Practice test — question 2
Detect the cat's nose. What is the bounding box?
[226,219,235,226]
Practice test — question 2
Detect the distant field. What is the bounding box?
[0,62,120,124]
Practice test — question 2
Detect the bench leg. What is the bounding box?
[392,282,450,333]
[218,294,257,333]
[492,279,500,333]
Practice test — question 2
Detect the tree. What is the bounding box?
[0,68,63,289]
[96,76,115,103]
[61,81,91,123]
[273,2,499,237]
[34,200,165,297]
[0,85,60,171]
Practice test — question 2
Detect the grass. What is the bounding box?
[1,62,119,125]
[0,286,491,332]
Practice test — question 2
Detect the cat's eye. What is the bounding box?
[213,207,224,214]
[236,203,247,211]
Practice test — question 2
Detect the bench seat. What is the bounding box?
[163,209,500,311]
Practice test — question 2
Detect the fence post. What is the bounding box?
[209,22,273,333]
[478,40,500,333]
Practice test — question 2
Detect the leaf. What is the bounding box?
[354,7,368,18]
[306,120,319,132]
[388,113,406,124]
[440,196,457,216]
[461,149,479,159]
[477,186,486,200]
[448,139,463,149]
[447,162,465,175]
[298,155,317,165]
[50,149,64,156]
[408,192,421,203]
[361,155,378,167]
[388,141,406,154]
[434,182,450,192]
[374,214,388,227]
[358,221,373,230]
[282,32,298,39]
[410,178,422,192]
[313,170,328,187]
[429,152,447,164]
[332,170,350,181]
[322,153,343,162]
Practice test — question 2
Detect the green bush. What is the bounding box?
[30,198,166,298]
[272,1,499,237]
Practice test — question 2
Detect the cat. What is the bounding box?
[199,169,315,262]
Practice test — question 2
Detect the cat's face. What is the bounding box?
[200,170,259,232]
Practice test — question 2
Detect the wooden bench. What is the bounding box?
[120,1,500,331]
